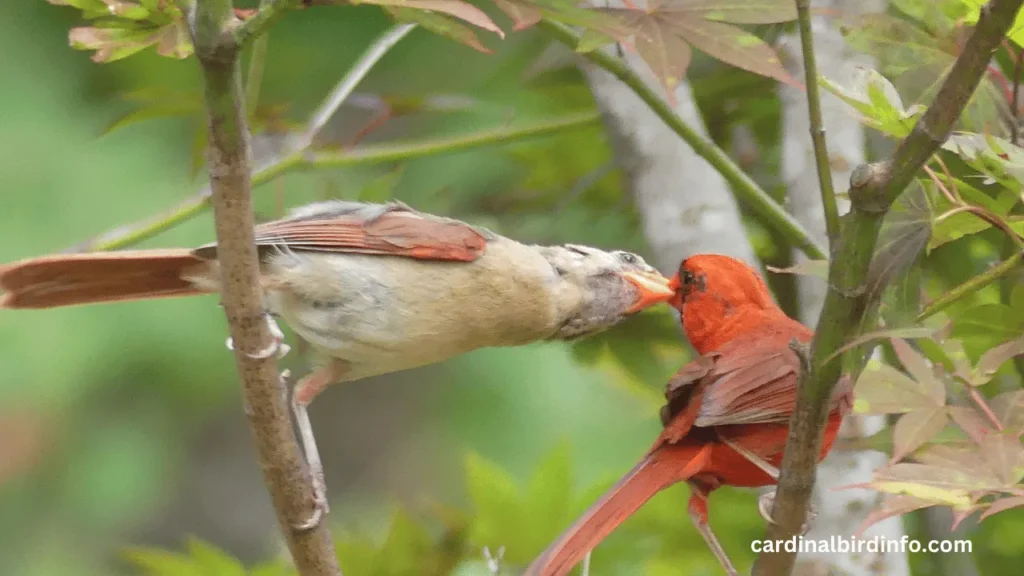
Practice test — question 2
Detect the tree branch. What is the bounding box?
[188,1,341,574]
[795,0,839,245]
[67,111,599,252]
[754,1,1024,575]
[539,19,827,261]
[917,249,1024,321]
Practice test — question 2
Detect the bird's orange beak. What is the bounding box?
[620,270,675,314]
[668,274,684,310]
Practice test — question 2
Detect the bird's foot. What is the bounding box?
[294,470,330,532]
[291,379,330,532]
[225,312,291,359]
[758,490,817,535]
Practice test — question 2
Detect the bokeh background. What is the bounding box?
[1,2,1022,575]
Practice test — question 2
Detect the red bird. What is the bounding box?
[526,254,853,576]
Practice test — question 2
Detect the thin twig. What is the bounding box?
[244,2,271,118]
[795,0,839,245]
[67,112,600,252]
[917,250,1024,321]
[538,19,827,261]
[68,22,420,253]
[754,1,1024,575]
[1012,45,1022,145]
[188,0,341,574]
[294,23,417,150]
[233,0,300,49]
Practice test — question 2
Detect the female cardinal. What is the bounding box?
[0,200,674,527]
[526,254,852,576]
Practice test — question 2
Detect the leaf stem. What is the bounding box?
[795,0,839,245]
[538,19,827,261]
[295,23,417,150]
[754,1,1024,574]
[917,250,1024,321]
[244,3,271,117]
[69,112,601,252]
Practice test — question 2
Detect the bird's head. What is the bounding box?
[540,244,673,340]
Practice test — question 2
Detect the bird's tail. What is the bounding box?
[0,249,212,309]
[525,443,712,576]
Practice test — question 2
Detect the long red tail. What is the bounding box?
[0,250,211,309]
[525,443,712,576]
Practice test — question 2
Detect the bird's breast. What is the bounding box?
[260,243,562,380]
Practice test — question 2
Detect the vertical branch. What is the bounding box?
[187,1,341,574]
[753,1,1024,574]
[1011,45,1021,145]
[795,0,839,245]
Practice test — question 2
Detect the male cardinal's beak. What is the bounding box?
[667,274,684,309]
[620,271,675,313]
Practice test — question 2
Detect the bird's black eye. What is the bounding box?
[682,270,697,286]
[617,251,638,265]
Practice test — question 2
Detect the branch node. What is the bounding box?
[848,161,892,214]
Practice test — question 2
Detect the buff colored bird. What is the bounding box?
[0,200,674,527]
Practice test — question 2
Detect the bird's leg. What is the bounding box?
[757,490,817,535]
[687,481,738,576]
[290,358,346,531]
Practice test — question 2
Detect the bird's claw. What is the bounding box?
[293,476,330,532]
[758,491,816,535]
[225,313,291,359]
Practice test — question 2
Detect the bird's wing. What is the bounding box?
[195,202,488,262]
[693,336,803,427]
[659,336,804,443]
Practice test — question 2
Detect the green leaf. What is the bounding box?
[104,101,200,135]
[842,12,1007,136]
[820,69,924,138]
[950,303,1024,351]
[867,181,931,301]
[360,0,505,38]
[185,538,245,576]
[668,16,796,86]
[123,547,199,576]
[891,0,967,33]
[854,357,943,415]
[492,0,542,30]
[69,25,156,63]
[385,6,490,53]
[892,408,948,462]
[675,0,798,25]
[961,0,1024,47]
[523,442,573,554]
[634,18,694,94]
[972,335,1024,385]
[464,451,523,551]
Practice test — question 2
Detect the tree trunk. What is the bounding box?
[579,38,758,271]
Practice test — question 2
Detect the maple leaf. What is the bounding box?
[584,0,798,99]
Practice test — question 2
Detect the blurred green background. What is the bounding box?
[1,2,1023,575]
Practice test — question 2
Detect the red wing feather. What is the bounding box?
[694,339,802,427]
[251,209,487,262]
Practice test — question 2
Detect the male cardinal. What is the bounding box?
[526,254,852,576]
[0,200,674,526]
